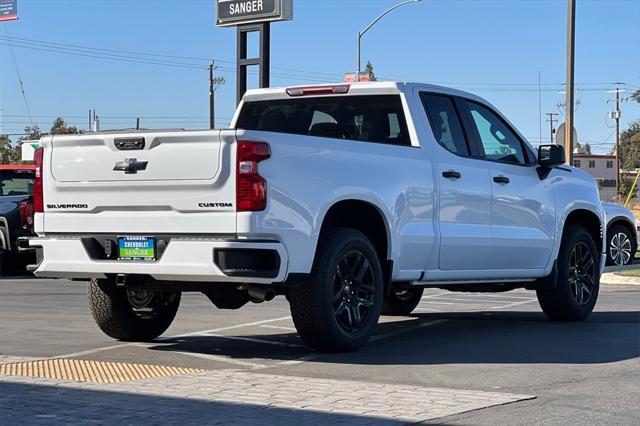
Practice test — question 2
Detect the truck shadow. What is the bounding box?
[148,310,640,366]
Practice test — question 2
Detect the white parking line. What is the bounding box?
[412,307,440,312]
[421,291,451,298]
[259,324,297,332]
[369,319,448,343]
[204,334,303,348]
[52,316,292,359]
[491,299,538,309]
[167,350,268,370]
[54,343,140,359]
[158,316,292,340]
[426,296,528,304]
[462,293,534,300]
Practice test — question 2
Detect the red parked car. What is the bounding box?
[0,165,36,274]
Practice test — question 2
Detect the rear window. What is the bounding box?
[236,95,411,146]
[0,170,34,197]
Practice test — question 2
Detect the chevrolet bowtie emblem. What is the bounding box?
[113,158,148,174]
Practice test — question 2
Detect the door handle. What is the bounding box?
[493,176,510,184]
[442,170,462,180]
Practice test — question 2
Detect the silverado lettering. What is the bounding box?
[46,204,89,209]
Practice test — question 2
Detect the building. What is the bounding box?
[572,154,617,201]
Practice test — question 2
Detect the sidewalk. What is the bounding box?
[601,264,640,286]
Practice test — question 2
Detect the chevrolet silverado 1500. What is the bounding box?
[22,82,606,352]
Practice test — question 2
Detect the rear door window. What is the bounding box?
[236,95,411,146]
[420,93,470,156]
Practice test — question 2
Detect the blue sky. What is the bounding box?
[1,0,639,154]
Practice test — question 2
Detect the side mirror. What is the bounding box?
[538,144,565,168]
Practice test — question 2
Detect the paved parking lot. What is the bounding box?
[1,277,639,424]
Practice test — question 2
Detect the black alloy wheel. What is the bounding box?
[537,224,600,321]
[568,241,597,306]
[333,250,376,333]
[288,227,384,352]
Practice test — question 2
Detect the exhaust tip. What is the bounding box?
[247,286,276,303]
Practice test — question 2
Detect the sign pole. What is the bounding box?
[217,1,292,105]
[260,22,270,89]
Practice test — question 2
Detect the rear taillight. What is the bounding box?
[236,141,271,212]
[33,147,44,213]
[19,201,34,230]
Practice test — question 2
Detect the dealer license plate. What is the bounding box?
[118,236,156,261]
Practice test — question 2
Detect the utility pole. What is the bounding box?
[564,0,576,165]
[608,83,628,196]
[209,63,215,130]
[546,113,560,143]
[209,62,225,130]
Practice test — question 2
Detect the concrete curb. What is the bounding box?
[601,272,640,286]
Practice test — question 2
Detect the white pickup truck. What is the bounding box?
[23,82,606,352]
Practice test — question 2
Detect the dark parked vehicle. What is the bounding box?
[0,165,36,274]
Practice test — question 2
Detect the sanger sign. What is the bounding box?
[216,0,293,27]
[0,0,18,22]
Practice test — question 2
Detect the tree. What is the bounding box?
[50,118,79,135]
[619,174,637,203]
[20,124,43,141]
[618,91,640,171]
[364,61,377,82]
[0,135,20,164]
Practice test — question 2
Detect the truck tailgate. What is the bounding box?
[42,130,237,234]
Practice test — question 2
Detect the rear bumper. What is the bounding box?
[25,236,288,284]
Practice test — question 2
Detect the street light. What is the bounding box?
[356,0,423,82]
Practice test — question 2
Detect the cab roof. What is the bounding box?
[241,81,488,104]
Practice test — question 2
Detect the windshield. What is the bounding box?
[0,170,35,197]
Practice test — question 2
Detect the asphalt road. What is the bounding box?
[1,277,639,424]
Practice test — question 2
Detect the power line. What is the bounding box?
[0,34,630,91]
[3,28,34,127]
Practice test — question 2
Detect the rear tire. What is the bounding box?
[0,250,16,276]
[382,288,424,316]
[0,250,5,276]
[88,278,181,341]
[537,225,599,321]
[289,228,383,353]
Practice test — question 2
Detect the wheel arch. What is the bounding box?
[319,199,391,259]
[317,199,393,282]
[563,209,604,254]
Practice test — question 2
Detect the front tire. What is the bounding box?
[88,278,181,341]
[606,224,636,266]
[382,288,424,316]
[289,228,383,353]
[537,225,600,321]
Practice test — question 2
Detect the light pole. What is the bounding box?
[356,0,422,82]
